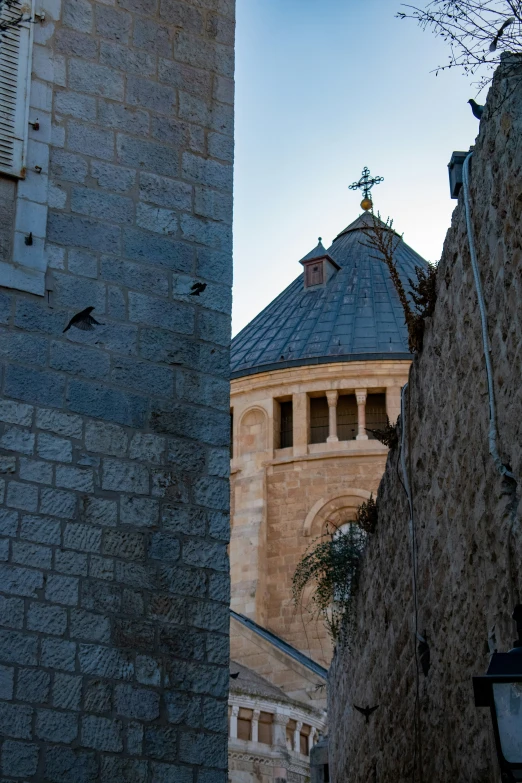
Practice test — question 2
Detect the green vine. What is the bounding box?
[365,417,399,450]
[293,523,366,642]
[355,494,378,534]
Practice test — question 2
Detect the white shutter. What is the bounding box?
[0,0,34,178]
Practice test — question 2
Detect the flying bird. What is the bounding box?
[489,16,515,51]
[190,282,207,296]
[468,99,484,120]
[230,672,240,679]
[63,306,101,333]
[353,704,379,724]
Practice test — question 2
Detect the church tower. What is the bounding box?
[227,175,429,779]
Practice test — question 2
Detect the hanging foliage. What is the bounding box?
[365,417,399,450]
[293,524,367,643]
[355,494,379,534]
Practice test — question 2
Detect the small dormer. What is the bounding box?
[299,238,340,289]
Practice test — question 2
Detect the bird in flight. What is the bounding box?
[230,672,240,679]
[489,17,515,51]
[353,704,379,724]
[468,99,484,120]
[190,282,207,296]
[63,306,101,333]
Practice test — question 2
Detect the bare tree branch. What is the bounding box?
[397,1,522,88]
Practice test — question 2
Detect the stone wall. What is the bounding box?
[0,0,235,779]
[328,59,522,782]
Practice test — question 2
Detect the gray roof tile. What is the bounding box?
[231,212,428,378]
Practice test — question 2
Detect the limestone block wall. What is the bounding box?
[328,58,522,782]
[0,0,235,779]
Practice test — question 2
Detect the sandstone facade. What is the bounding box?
[328,58,522,782]
[0,0,234,778]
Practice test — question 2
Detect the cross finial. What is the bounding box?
[349,166,384,211]
[318,237,322,243]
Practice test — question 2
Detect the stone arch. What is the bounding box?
[303,489,372,536]
[238,406,268,456]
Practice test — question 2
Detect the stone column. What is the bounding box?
[294,720,303,752]
[252,709,260,743]
[230,705,239,739]
[386,386,401,424]
[356,388,368,440]
[293,392,310,456]
[326,391,339,442]
[310,726,317,748]
[273,712,288,747]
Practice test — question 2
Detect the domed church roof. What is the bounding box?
[231,212,428,379]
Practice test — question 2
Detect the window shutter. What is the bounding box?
[0,0,34,178]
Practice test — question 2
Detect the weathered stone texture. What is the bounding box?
[329,60,522,782]
[0,0,234,775]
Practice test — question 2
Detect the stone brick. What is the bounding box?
[71,187,134,225]
[79,644,133,680]
[133,18,172,55]
[50,148,88,183]
[19,458,53,484]
[114,684,160,721]
[136,202,178,236]
[6,481,39,512]
[104,529,145,560]
[111,357,174,396]
[0,664,14,700]
[181,152,232,191]
[164,690,199,726]
[36,408,83,438]
[81,715,123,751]
[120,495,159,527]
[122,229,194,274]
[67,248,98,278]
[5,365,65,408]
[53,673,83,710]
[45,574,79,606]
[149,532,180,562]
[175,31,233,78]
[67,380,147,427]
[62,0,93,32]
[70,609,110,642]
[126,76,176,115]
[208,131,234,162]
[151,762,193,783]
[139,172,192,210]
[95,5,131,41]
[98,100,150,136]
[68,59,124,100]
[48,213,121,254]
[129,433,165,463]
[0,595,24,629]
[116,135,179,178]
[81,496,117,527]
[179,730,226,767]
[41,637,77,672]
[13,541,52,570]
[88,555,114,581]
[0,426,35,455]
[37,432,73,462]
[183,539,227,571]
[44,746,98,783]
[56,465,95,493]
[136,654,161,686]
[0,330,48,366]
[128,292,195,334]
[91,161,136,194]
[0,399,33,426]
[36,708,79,742]
[1,739,38,777]
[55,31,98,61]
[84,679,112,713]
[55,549,88,575]
[16,669,50,703]
[64,523,101,552]
[102,458,149,494]
[101,257,169,298]
[40,488,77,519]
[0,628,38,665]
[20,514,61,544]
[143,725,177,761]
[138,328,198,366]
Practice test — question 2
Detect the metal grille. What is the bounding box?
[279,400,293,448]
[337,393,358,441]
[310,396,329,444]
[0,0,33,177]
[366,393,387,437]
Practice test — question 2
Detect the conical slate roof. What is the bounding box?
[231,212,428,379]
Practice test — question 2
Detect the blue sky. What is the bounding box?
[232,0,485,335]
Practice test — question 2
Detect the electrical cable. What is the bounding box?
[462,153,515,482]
